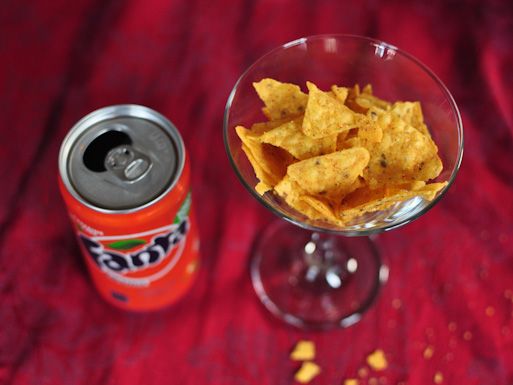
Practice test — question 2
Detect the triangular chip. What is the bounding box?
[287,147,370,200]
[236,126,293,187]
[259,117,336,160]
[362,84,373,94]
[331,85,349,104]
[253,78,308,120]
[240,143,276,190]
[303,82,356,138]
[416,182,447,199]
[345,84,366,113]
[274,176,324,220]
[236,78,448,228]
[395,180,426,190]
[338,183,445,224]
[299,195,341,224]
[344,116,383,148]
[355,93,391,112]
[250,117,294,136]
[359,84,391,111]
[338,182,447,223]
[361,113,442,188]
[391,101,430,137]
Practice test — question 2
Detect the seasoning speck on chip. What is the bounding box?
[366,349,388,371]
[290,340,316,361]
[235,79,447,226]
[294,361,321,384]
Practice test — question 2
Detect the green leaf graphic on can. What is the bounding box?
[108,239,147,250]
[173,192,191,224]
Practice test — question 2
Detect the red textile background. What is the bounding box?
[1,0,513,384]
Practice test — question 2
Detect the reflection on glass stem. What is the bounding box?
[302,232,350,289]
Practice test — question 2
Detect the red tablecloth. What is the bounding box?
[1,1,513,384]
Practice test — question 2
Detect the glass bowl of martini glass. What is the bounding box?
[223,34,463,330]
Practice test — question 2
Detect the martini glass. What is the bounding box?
[223,35,463,329]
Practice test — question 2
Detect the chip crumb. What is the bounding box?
[423,345,434,359]
[369,377,378,385]
[448,322,457,332]
[344,379,359,385]
[392,298,402,309]
[463,331,473,341]
[358,367,369,378]
[290,340,316,361]
[434,371,443,384]
[294,361,321,384]
[485,306,495,317]
[367,349,388,371]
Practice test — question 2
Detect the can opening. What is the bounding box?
[83,130,132,172]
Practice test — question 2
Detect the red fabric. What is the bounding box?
[1,0,513,384]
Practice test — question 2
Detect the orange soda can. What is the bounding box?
[58,105,200,311]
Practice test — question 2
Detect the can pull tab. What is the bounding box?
[105,145,152,181]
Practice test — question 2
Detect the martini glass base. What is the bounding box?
[251,220,387,330]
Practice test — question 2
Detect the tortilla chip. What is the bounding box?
[361,113,442,188]
[338,182,446,223]
[274,176,324,220]
[253,78,308,120]
[236,79,448,228]
[303,82,356,138]
[391,101,430,137]
[250,117,294,136]
[236,126,293,186]
[259,117,336,160]
[299,195,340,223]
[240,143,276,189]
[331,85,349,103]
[287,147,370,200]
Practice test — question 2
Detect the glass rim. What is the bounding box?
[223,33,464,236]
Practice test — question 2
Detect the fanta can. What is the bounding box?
[58,105,200,311]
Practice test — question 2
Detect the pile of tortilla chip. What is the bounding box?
[235,78,447,226]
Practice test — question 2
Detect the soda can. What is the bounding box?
[58,105,200,311]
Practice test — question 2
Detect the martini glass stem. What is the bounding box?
[299,232,352,291]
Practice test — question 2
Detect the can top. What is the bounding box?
[59,105,184,212]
